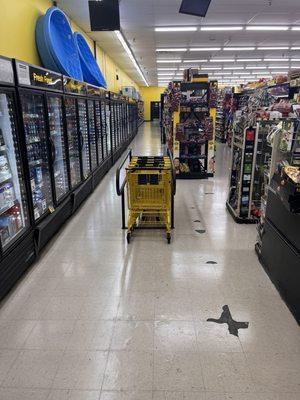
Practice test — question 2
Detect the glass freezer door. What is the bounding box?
[47,95,69,202]
[101,102,108,159]
[95,101,103,164]
[20,92,53,221]
[87,100,97,171]
[77,99,91,179]
[0,91,29,250]
[106,103,111,156]
[64,97,81,189]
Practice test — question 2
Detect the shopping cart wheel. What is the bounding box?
[167,233,171,244]
[127,232,131,244]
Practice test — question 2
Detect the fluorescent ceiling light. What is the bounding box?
[224,66,244,70]
[190,47,221,51]
[268,65,290,69]
[246,26,289,31]
[201,67,222,70]
[155,27,197,32]
[246,66,267,69]
[291,47,300,50]
[257,46,289,50]
[291,59,300,61]
[157,73,175,76]
[224,47,255,51]
[183,59,208,62]
[157,68,177,70]
[200,26,243,31]
[291,27,300,31]
[250,71,270,74]
[210,59,235,62]
[256,74,272,77]
[157,60,181,63]
[215,72,232,75]
[264,58,290,62]
[233,72,251,75]
[291,65,300,69]
[114,30,149,86]
[156,48,187,52]
[269,71,288,74]
[237,59,262,62]
[179,66,198,70]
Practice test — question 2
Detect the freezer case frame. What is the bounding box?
[63,76,93,213]
[86,84,111,188]
[0,57,35,299]
[15,61,74,252]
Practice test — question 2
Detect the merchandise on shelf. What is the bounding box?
[162,78,216,179]
[0,92,29,249]
[227,75,300,224]
[138,100,144,127]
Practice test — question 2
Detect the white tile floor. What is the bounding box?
[0,122,299,400]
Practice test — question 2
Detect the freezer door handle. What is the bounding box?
[79,131,84,151]
[49,137,56,163]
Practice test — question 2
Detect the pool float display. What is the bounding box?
[74,32,107,88]
[36,6,83,81]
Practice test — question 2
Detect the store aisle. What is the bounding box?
[0,122,299,400]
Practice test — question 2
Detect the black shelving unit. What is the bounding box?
[173,82,214,179]
[226,119,258,223]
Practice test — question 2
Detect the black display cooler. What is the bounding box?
[62,76,93,213]
[86,84,111,187]
[0,57,35,298]
[260,185,300,323]
[14,60,74,254]
[0,56,140,301]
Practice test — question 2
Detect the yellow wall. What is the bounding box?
[0,0,51,65]
[139,86,165,120]
[0,0,139,93]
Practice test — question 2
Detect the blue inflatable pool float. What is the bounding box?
[74,32,107,88]
[36,7,83,81]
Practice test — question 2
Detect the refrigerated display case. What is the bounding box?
[64,96,81,189]
[87,84,110,187]
[20,91,53,220]
[0,61,30,249]
[87,99,97,171]
[63,76,93,211]
[105,92,112,162]
[46,95,69,202]
[0,56,35,299]
[78,98,91,179]
[15,61,73,251]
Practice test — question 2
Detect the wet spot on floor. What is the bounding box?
[206,261,217,264]
[195,229,206,234]
[207,305,249,337]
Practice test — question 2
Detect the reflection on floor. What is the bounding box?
[0,121,299,400]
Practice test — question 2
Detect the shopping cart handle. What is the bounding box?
[167,148,176,196]
[116,148,132,196]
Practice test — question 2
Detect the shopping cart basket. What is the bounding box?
[116,150,176,243]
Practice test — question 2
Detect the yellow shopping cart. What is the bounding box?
[116,150,176,243]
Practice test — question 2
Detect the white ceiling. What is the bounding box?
[58,0,300,87]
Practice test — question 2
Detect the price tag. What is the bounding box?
[16,62,30,85]
[0,59,14,84]
[48,206,55,214]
